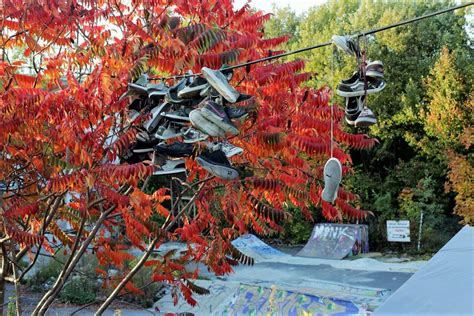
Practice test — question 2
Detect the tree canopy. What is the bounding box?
[0,0,376,313]
[265,0,473,249]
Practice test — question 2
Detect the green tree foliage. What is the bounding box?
[265,5,302,48]
[265,0,473,250]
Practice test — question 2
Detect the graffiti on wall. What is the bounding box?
[297,224,369,259]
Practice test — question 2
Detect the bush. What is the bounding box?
[27,256,63,292]
[58,276,99,305]
[280,206,315,244]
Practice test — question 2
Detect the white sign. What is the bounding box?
[387,220,411,242]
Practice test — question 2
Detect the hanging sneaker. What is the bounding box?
[154,159,186,176]
[155,125,184,140]
[133,137,162,154]
[154,142,193,158]
[122,151,149,164]
[165,78,187,104]
[355,107,377,127]
[178,76,209,99]
[200,100,239,135]
[160,107,191,122]
[345,96,364,126]
[136,130,150,143]
[199,85,211,98]
[196,149,239,180]
[201,67,240,103]
[336,78,386,97]
[143,102,170,132]
[128,83,148,97]
[322,157,342,204]
[331,35,361,57]
[189,109,226,137]
[365,60,384,79]
[147,82,168,99]
[341,62,384,86]
[128,98,146,111]
[182,127,208,143]
[225,106,249,119]
[120,75,148,100]
[211,141,243,158]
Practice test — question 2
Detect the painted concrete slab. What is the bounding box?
[222,283,362,315]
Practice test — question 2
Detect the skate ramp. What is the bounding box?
[298,224,368,259]
[232,234,287,260]
[375,225,473,315]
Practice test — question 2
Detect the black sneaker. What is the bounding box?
[355,107,377,127]
[345,96,364,126]
[200,100,239,135]
[225,94,254,119]
[225,106,248,119]
[133,137,162,153]
[340,72,360,86]
[336,77,386,97]
[122,150,149,164]
[341,61,384,86]
[128,97,146,111]
[154,142,193,157]
[196,149,239,180]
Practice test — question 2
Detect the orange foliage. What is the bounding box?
[0,0,376,307]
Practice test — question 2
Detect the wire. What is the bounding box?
[330,45,335,158]
[149,2,473,81]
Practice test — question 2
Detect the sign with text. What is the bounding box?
[387,220,411,242]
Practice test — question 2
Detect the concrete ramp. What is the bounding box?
[298,224,368,259]
[232,234,287,260]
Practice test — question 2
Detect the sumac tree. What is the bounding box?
[0,1,375,314]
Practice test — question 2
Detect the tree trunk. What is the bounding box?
[32,209,113,316]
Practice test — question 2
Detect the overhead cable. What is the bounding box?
[149,2,473,81]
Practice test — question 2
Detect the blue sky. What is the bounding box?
[234,0,327,14]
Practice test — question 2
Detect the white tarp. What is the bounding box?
[374,225,474,316]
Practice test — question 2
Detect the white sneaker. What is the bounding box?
[322,158,342,203]
[201,67,240,103]
[210,141,243,158]
[155,125,183,140]
[154,159,186,176]
[331,35,360,57]
[182,127,208,143]
[189,109,225,137]
[355,107,377,127]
